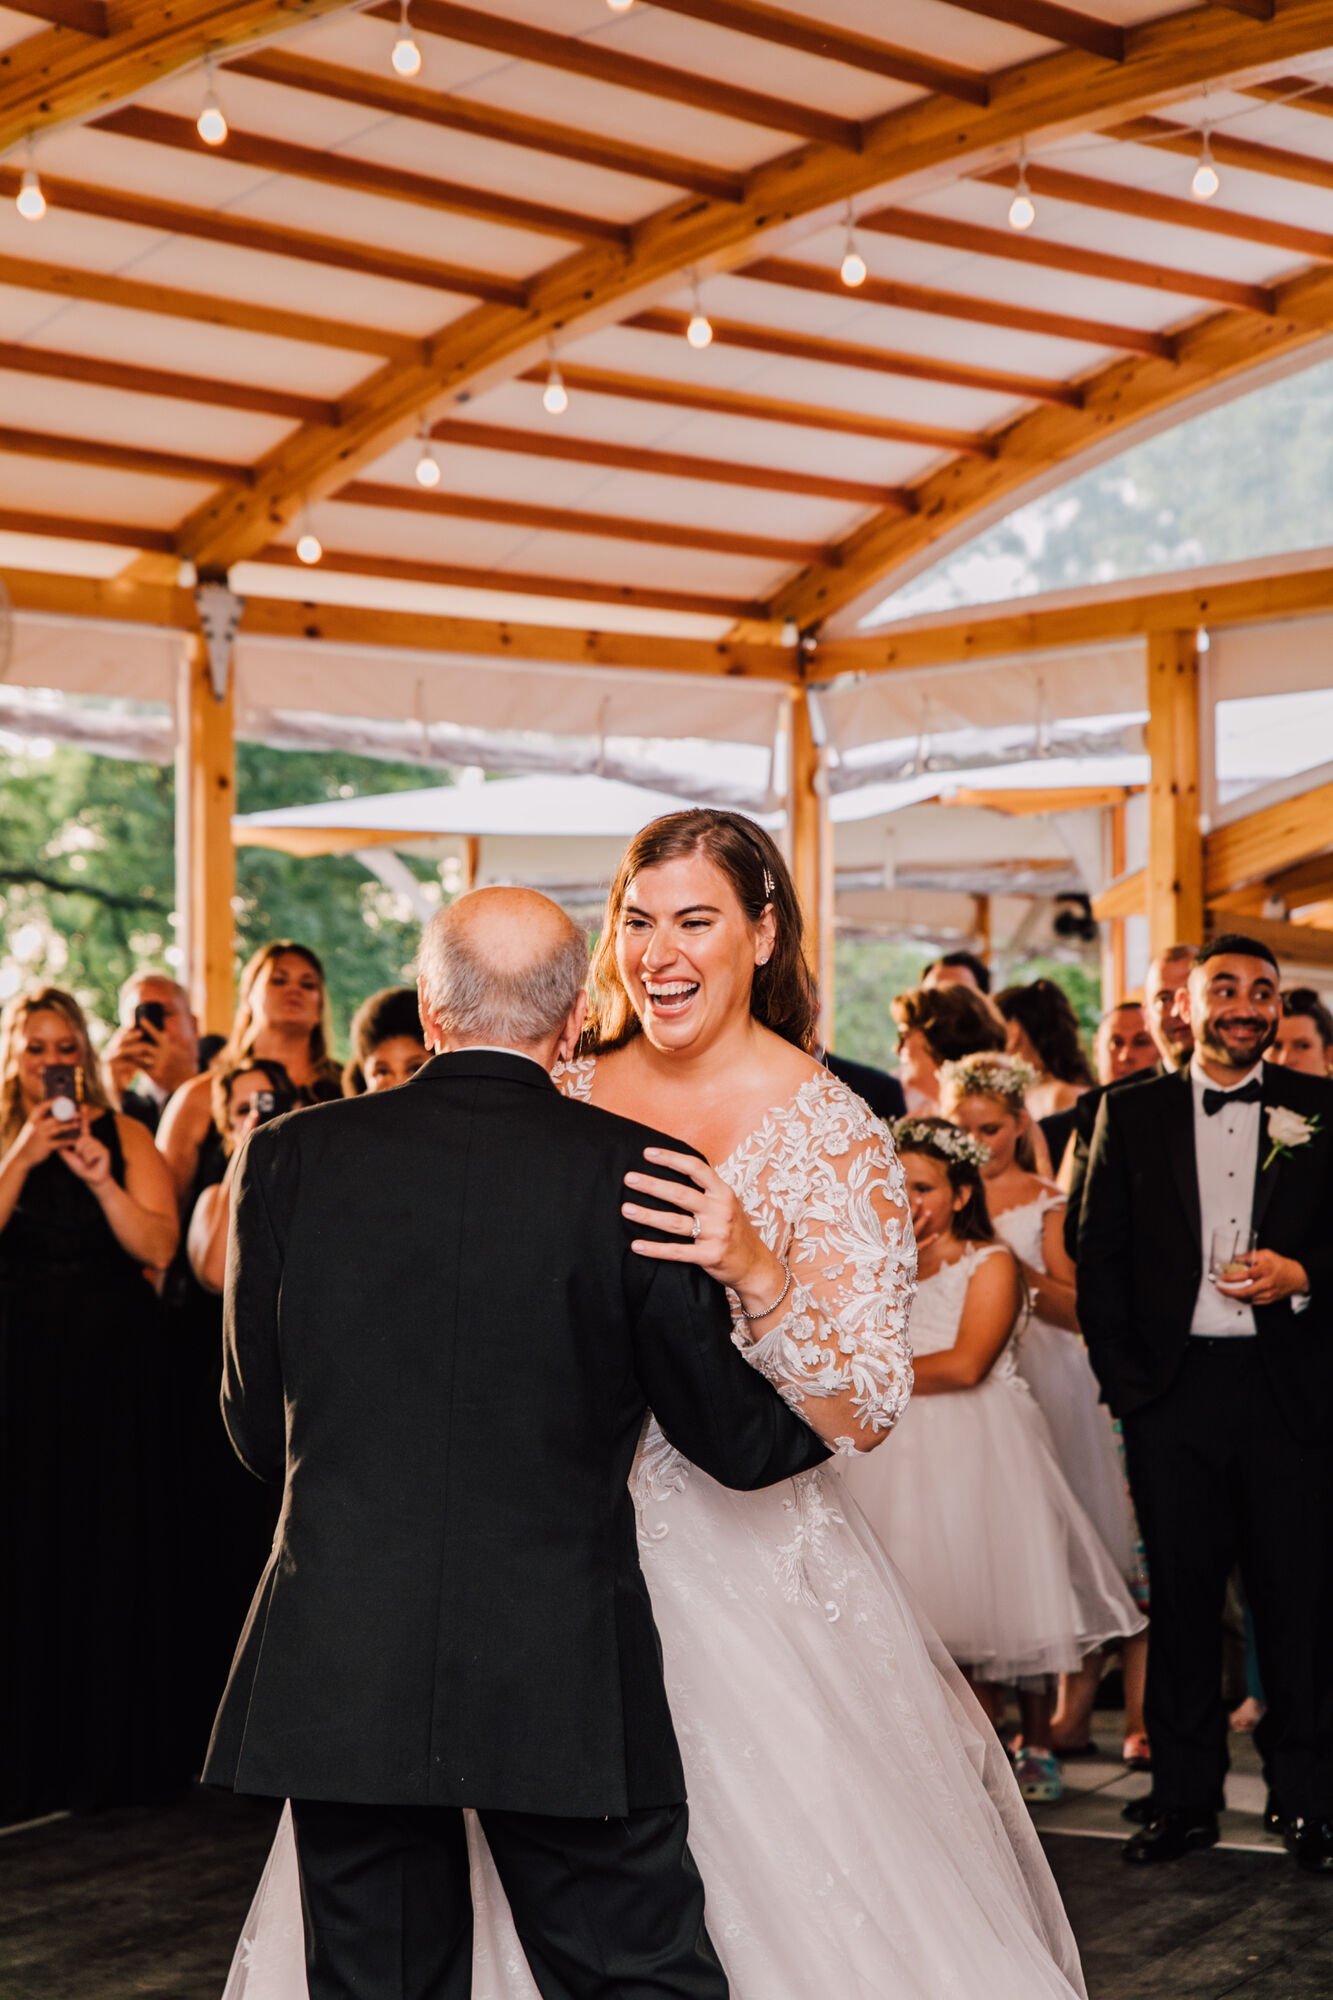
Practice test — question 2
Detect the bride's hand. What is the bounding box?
[623,1147,787,1313]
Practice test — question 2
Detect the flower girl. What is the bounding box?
[840,1117,1144,1803]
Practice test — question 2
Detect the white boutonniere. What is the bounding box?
[1262,1105,1322,1172]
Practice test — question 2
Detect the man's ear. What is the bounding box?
[557,989,588,1064]
[417,976,443,1054]
[1177,981,1196,1028]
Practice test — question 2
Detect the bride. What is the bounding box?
[225,808,1086,2000]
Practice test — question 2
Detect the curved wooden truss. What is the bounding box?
[2,0,1333,640]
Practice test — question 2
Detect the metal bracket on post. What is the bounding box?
[194,580,245,703]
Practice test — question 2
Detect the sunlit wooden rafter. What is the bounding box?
[426,419,904,507]
[0,0,360,155]
[740,256,1176,357]
[92,107,622,243]
[334,480,829,563]
[0,505,175,550]
[0,162,527,306]
[925,0,1125,61]
[1110,114,1333,194]
[367,0,860,147]
[862,207,1277,315]
[615,0,990,103]
[0,341,334,424]
[225,50,745,202]
[173,0,1333,574]
[774,258,1333,631]
[518,365,994,456]
[1245,76,1333,120]
[981,161,1333,261]
[0,424,251,485]
[4,0,108,33]
[626,308,1083,405]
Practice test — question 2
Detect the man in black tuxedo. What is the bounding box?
[205,887,829,1999]
[1078,936,1333,1871]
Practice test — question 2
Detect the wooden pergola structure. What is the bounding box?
[3,0,1333,1027]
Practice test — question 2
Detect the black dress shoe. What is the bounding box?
[1121,1793,1156,1826]
[1123,1811,1219,1864]
[1286,1818,1333,1874]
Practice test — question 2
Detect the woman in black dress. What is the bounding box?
[0,986,179,1822]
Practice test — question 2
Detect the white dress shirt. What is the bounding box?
[1189,1057,1263,1338]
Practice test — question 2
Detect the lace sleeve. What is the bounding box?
[728,1086,916,1456]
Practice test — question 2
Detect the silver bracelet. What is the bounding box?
[738,1261,792,1322]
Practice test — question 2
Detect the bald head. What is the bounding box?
[417,887,588,1060]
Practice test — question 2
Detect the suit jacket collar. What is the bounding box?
[411,1048,557,1092]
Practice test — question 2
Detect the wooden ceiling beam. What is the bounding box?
[0,248,420,359]
[981,161,1333,263]
[1204,908,1333,966]
[944,783,1142,814]
[369,0,860,148]
[0,163,527,309]
[93,106,621,245]
[741,256,1177,357]
[0,0,360,156]
[426,417,905,506]
[0,505,174,552]
[864,206,1277,315]
[226,50,744,204]
[628,307,1083,405]
[925,0,1124,62]
[5,0,107,32]
[175,0,1333,572]
[629,0,989,104]
[335,479,827,563]
[252,546,768,621]
[780,250,1333,630]
[0,566,794,676]
[1110,115,1333,195]
[1245,77,1333,120]
[521,363,995,456]
[0,424,251,486]
[1206,780,1333,895]
[0,339,335,426]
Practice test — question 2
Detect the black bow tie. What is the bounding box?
[1202,1081,1263,1116]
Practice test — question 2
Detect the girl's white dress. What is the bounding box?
[223,1068,1087,2000]
[993,1192,1137,1579]
[840,1244,1144,1683]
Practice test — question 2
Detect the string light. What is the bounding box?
[686,274,713,350]
[15,147,45,222]
[295,506,322,565]
[780,617,800,650]
[1008,144,1035,231]
[391,0,423,78]
[606,0,636,10]
[414,419,441,488]
[839,208,867,288]
[542,352,568,415]
[1192,131,1219,201]
[196,59,228,146]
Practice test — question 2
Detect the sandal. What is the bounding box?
[1122,1732,1152,1770]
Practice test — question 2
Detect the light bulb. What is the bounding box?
[16,165,45,222]
[296,529,322,566]
[1192,137,1219,201]
[542,364,568,416]
[391,0,422,76]
[607,0,635,10]
[415,440,441,487]
[780,617,799,650]
[1008,177,1035,231]
[686,309,713,349]
[840,232,867,288]
[196,63,228,146]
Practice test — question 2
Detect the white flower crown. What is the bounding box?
[939,1053,1039,1109]
[893,1117,992,1169]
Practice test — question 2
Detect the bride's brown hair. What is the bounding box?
[585,809,819,1054]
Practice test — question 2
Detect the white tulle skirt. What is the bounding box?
[224,1454,1086,2000]
[1016,1319,1138,1581]
[840,1375,1144,1684]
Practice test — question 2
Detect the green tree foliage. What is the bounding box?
[0,740,440,1045]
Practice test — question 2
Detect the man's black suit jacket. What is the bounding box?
[204,1049,828,1817]
[1076,1063,1333,1444]
[822,1051,906,1126]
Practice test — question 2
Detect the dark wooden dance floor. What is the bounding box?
[2,1734,1330,2000]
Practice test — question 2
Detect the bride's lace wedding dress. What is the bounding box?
[223,1067,1086,2000]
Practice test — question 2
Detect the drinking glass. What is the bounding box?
[1209,1226,1257,1287]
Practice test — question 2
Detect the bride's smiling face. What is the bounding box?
[616,850,774,1055]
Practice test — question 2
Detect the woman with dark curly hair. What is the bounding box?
[342,986,428,1096]
[890,980,1007,1115]
[994,980,1095,1122]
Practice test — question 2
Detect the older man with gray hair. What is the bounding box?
[206,886,827,2000]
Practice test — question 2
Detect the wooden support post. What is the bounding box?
[787,687,834,1027]
[1107,801,1128,1002]
[973,894,992,975]
[176,635,236,1035]
[1145,630,1204,960]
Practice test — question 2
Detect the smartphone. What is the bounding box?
[134,1000,167,1035]
[251,1090,278,1125]
[42,1064,81,1123]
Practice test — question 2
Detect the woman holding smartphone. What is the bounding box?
[0,985,180,1824]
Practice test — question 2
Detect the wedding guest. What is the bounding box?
[841,1116,1143,1806]
[1095,1000,1159,1088]
[1268,988,1333,1078]
[1079,936,1333,1871]
[342,985,429,1096]
[995,980,1095,1122]
[0,986,180,1821]
[923,950,992,996]
[891,981,1006,1114]
[101,971,200,1135]
[188,1061,294,1294]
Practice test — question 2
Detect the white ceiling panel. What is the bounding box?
[0,370,291,463]
[0,450,211,528]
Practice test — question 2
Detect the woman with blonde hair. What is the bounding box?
[0,985,179,1821]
